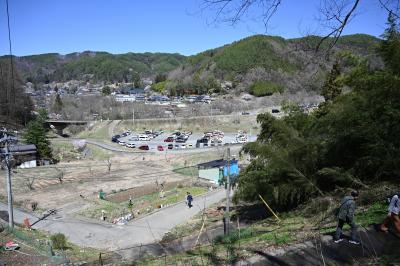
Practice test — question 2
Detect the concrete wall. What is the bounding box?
[199,168,220,183]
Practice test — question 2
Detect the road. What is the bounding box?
[0,189,226,251]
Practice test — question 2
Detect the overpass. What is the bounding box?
[44,120,88,135]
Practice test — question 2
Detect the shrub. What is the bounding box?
[249,80,283,97]
[50,233,67,250]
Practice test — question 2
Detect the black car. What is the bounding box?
[168,144,174,149]
[197,138,209,144]
[175,137,187,143]
[272,109,280,113]
[111,135,121,142]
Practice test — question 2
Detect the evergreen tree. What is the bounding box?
[53,94,63,113]
[132,72,142,88]
[380,11,400,75]
[102,86,111,96]
[322,61,342,102]
[24,119,52,159]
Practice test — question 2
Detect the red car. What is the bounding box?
[157,145,164,151]
[138,145,149,151]
[164,136,174,142]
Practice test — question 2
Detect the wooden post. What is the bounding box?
[258,194,281,222]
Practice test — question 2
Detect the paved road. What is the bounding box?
[0,189,226,251]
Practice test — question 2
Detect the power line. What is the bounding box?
[5,0,16,115]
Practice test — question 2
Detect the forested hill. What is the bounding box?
[1,34,380,88]
[165,34,381,95]
[1,51,187,83]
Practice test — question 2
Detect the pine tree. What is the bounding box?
[380,11,400,75]
[24,119,52,159]
[322,61,342,102]
[53,94,63,113]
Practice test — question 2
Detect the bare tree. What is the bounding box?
[25,176,36,190]
[201,0,400,53]
[107,157,112,173]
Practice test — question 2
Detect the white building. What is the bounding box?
[115,94,136,102]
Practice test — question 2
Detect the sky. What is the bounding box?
[0,0,391,56]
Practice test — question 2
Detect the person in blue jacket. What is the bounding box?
[186,192,193,208]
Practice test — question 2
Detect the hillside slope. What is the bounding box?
[166,34,381,95]
[1,51,187,83]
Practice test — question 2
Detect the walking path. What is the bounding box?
[0,189,226,251]
[240,227,400,265]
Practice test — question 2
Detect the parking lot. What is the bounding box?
[113,131,257,152]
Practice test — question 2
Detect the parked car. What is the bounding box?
[164,136,174,142]
[111,135,120,142]
[175,137,187,143]
[157,145,164,151]
[172,131,181,137]
[182,131,192,136]
[118,140,126,146]
[153,130,163,136]
[126,142,136,148]
[139,134,150,141]
[187,143,193,148]
[121,131,131,137]
[197,138,209,144]
[168,144,174,149]
[129,135,139,141]
[241,111,250,115]
[138,145,149,150]
[181,144,186,149]
[174,144,180,149]
[272,109,280,113]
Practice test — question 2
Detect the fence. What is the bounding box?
[1,224,69,264]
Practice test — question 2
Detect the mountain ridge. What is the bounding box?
[0,34,381,94]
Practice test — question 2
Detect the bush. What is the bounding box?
[50,233,67,250]
[249,80,283,97]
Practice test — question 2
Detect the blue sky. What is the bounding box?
[0,0,390,56]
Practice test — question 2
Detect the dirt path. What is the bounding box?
[239,227,400,265]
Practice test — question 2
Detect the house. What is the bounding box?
[0,144,37,168]
[120,87,145,95]
[115,94,136,102]
[197,159,239,184]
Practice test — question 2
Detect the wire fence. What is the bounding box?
[1,224,69,264]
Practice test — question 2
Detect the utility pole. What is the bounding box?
[225,145,231,234]
[132,101,135,127]
[3,134,14,228]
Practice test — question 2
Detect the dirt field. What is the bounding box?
[0,143,234,226]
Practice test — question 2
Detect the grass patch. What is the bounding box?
[1,225,101,263]
[249,80,284,97]
[86,144,113,160]
[77,122,110,139]
[173,166,199,177]
[79,186,208,222]
[355,202,388,227]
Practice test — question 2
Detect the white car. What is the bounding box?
[138,134,150,141]
[126,142,135,148]
[129,135,139,141]
[118,140,126,146]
